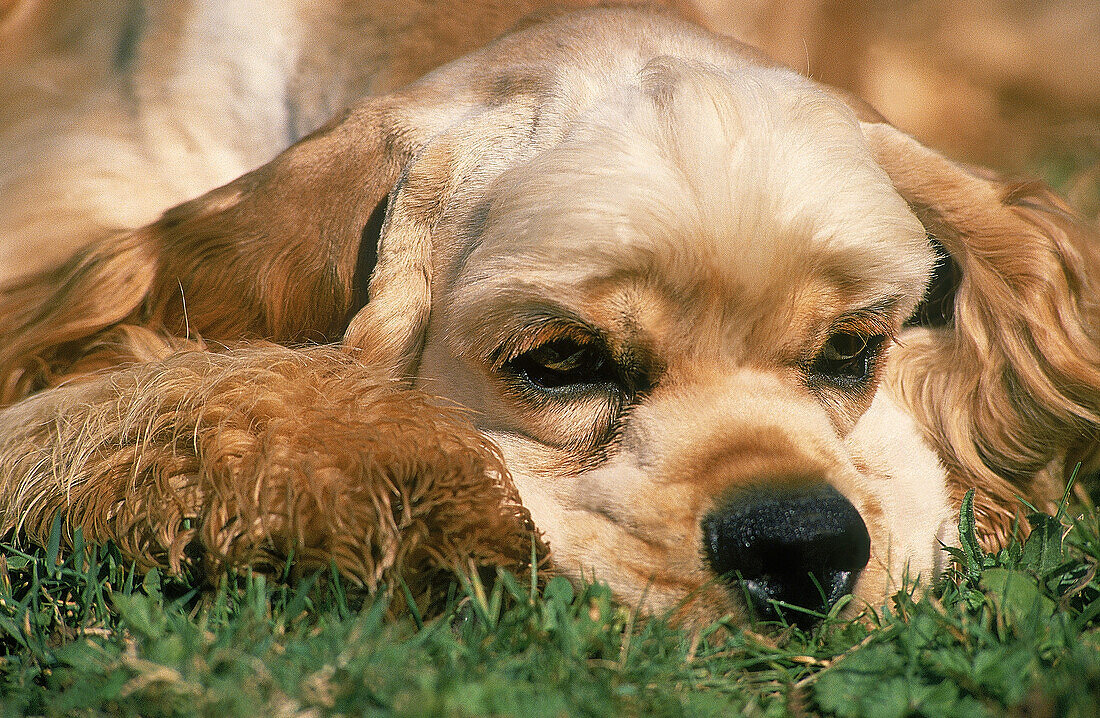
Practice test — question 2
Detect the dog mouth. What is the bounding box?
[701,483,872,628]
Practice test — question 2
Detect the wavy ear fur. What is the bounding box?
[0,70,507,401]
[343,101,543,374]
[0,21,564,402]
[865,122,1100,545]
[0,101,408,402]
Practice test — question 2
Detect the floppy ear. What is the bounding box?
[0,99,415,402]
[0,42,551,401]
[0,63,531,399]
[863,122,1100,545]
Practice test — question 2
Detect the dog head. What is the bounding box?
[398,16,944,624]
[8,7,1098,625]
[349,9,1100,624]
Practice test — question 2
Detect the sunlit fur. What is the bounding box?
[867,125,1100,547]
[0,344,542,604]
[1,2,1098,625]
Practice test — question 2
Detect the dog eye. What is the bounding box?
[507,338,615,391]
[813,332,885,384]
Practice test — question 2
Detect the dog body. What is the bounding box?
[2,0,645,282]
[1,1,1098,625]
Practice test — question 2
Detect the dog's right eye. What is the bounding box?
[507,338,617,391]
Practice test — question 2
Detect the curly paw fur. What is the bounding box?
[0,346,547,599]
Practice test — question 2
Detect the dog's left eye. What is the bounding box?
[507,338,616,391]
[813,332,884,384]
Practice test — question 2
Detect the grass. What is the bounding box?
[1,488,1099,717]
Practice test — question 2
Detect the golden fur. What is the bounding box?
[0,344,542,602]
[1,0,1098,625]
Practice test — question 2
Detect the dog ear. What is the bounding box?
[862,121,1100,545]
[0,38,552,400]
[0,101,408,401]
[0,59,535,399]
[341,103,537,375]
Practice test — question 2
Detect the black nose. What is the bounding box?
[702,484,871,627]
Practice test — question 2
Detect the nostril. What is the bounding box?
[702,484,871,627]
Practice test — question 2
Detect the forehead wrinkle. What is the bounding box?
[445,60,936,379]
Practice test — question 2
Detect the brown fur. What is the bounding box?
[0,344,544,603]
[866,124,1100,544]
[1,0,1098,623]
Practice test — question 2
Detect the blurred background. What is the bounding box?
[697,0,1100,219]
[2,0,1098,218]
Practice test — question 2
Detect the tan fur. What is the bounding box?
[0,344,543,605]
[1,0,1098,625]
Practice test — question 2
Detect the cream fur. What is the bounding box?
[0,1,311,282]
[1,1,1097,626]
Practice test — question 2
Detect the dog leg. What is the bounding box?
[0,345,544,598]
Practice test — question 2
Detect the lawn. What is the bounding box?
[1,487,1099,717]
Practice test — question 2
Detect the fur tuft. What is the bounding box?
[0,346,546,599]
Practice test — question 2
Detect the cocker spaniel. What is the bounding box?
[1,0,1098,626]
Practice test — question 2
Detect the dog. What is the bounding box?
[1,0,1098,626]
